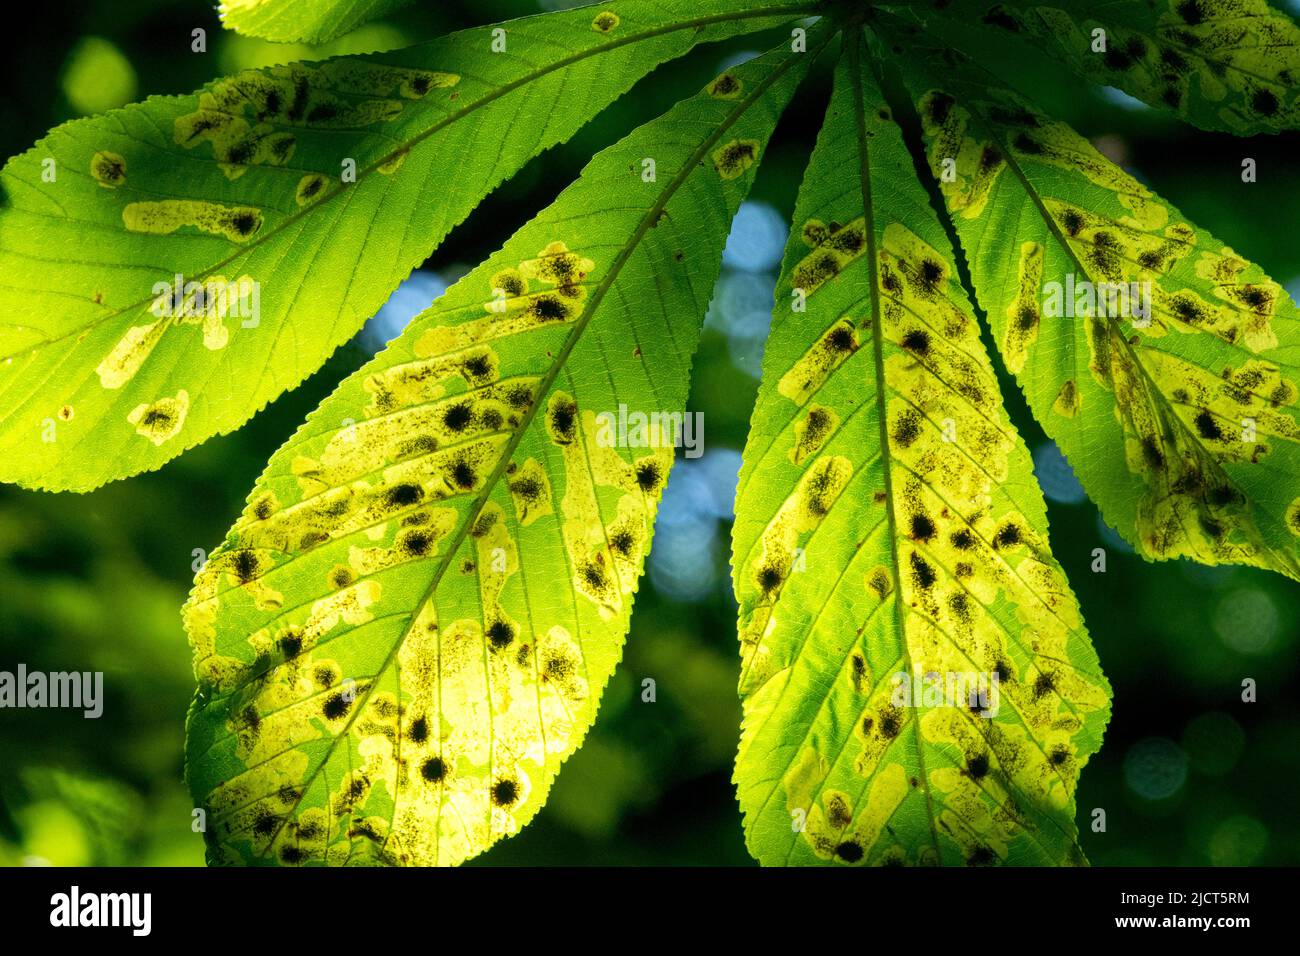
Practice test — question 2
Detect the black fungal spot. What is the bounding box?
[635,461,664,493]
[1194,410,1224,441]
[1209,484,1242,507]
[409,717,429,743]
[1235,284,1273,315]
[992,522,1022,549]
[949,590,973,623]
[323,693,351,720]
[967,846,997,866]
[421,757,445,782]
[279,632,303,659]
[491,779,519,807]
[1015,303,1039,331]
[279,845,306,864]
[879,707,903,739]
[828,325,856,353]
[400,529,433,557]
[1170,293,1207,325]
[462,353,493,382]
[901,329,931,356]
[386,483,424,508]
[1087,231,1122,278]
[549,398,577,444]
[450,459,477,489]
[511,475,544,503]
[1177,0,1204,25]
[967,753,990,780]
[1060,209,1085,237]
[950,529,975,550]
[581,562,609,593]
[909,552,937,590]
[916,259,944,294]
[892,409,923,449]
[297,818,323,840]
[835,841,864,862]
[506,385,533,410]
[253,809,278,838]
[910,513,937,542]
[529,294,570,322]
[610,529,635,556]
[1049,745,1070,767]
[1032,672,1056,700]
[1103,46,1134,71]
[487,619,515,650]
[828,227,865,254]
[442,402,473,432]
[232,549,260,583]
[757,563,784,595]
[230,211,260,237]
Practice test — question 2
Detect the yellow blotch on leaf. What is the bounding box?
[90,151,126,188]
[128,389,189,445]
[123,200,262,242]
[712,139,760,180]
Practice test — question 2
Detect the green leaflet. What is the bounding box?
[898,0,1300,134]
[731,32,1109,867]
[0,0,811,492]
[219,0,414,44]
[886,23,1300,580]
[183,31,822,867]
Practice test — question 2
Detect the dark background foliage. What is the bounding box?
[1,0,1297,866]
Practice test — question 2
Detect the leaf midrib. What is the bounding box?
[846,27,944,861]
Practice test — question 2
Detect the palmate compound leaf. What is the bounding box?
[896,0,1300,134]
[183,30,826,867]
[0,0,813,492]
[731,29,1110,867]
[219,0,415,44]
[882,15,1300,580]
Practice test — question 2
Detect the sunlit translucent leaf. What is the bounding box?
[183,34,822,866]
[900,0,1300,134]
[731,32,1109,866]
[219,0,413,44]
[887,19,1300,580]
[0,0,811,492]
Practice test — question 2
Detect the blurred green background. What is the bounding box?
[1,0,1298,867]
